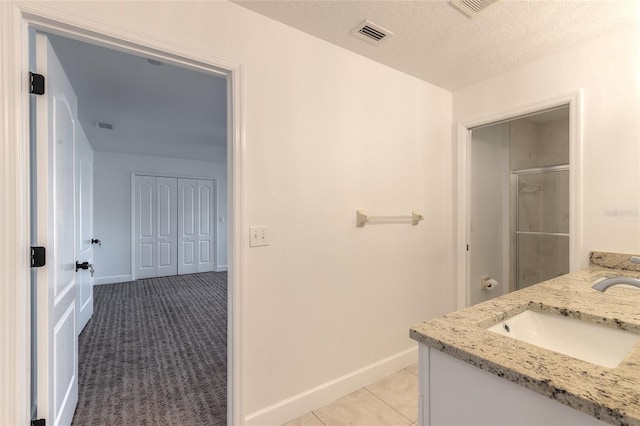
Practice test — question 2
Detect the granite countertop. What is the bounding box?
[410,259,640,425]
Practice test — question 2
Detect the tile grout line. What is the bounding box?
[363,387,414,424]
[310,410,327,426]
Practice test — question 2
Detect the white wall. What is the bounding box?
[454,24,640,266]
[469,123,510,305]
[93,151,227,284]
[35,1,455,424]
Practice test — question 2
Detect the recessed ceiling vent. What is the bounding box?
[351,20,393,45]
[95,121,114,130]
[451,0,498,17]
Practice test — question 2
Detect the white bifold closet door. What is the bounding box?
[134,176,178,279]
[178,179,215,274]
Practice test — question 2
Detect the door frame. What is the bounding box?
[454,91,583,310]
[131,172,220,280]
[0,2,245,425]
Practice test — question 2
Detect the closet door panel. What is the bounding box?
[197,180,215,272]
[140,243,154,269]
[199,183,211,235]
[135,176,157,279]
[158,242,172,267]
[156,177,178,277]
[199,241,211,264]
[139,183,154,237]
[178,178,199,275]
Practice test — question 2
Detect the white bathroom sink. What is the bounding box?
[486,310,640,368]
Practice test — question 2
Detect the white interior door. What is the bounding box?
[135,175,178,278]
[35,32,79,426]
[197,179,215,272]
[178,178,215,274]
[76,125,94,334]
[135,175,157,279]
[178,178,199,274]
[156,177,178,277]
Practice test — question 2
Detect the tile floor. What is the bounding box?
[283,364,419,426]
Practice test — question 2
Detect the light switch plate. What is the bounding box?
[250,226,269,247]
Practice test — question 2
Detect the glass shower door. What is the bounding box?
[515,166,569,289]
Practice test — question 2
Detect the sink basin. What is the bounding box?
[486,310,640,368]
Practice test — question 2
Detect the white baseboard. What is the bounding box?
[245,345,418,426]
[216,265,228,272]
[94,275,132,285]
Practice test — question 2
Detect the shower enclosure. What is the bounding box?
[513,165,569,289]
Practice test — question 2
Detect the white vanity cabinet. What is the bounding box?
[418,344,608,426]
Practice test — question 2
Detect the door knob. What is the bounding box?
[91,238,102,247]
[75,261,95,277]
[76,261,89,271]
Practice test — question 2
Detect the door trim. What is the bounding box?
[455,91,583,310]
[1,2,245,424]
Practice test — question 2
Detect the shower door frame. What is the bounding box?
[512,164,570,291]
[455,91,583,309]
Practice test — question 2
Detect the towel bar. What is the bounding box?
[356,209,424,227]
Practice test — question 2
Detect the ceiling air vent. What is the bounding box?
[351,20,393,45]
[95,121,114,130]
[451,0,498,17]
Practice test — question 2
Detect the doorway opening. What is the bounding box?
[468,106,569,306]
[455,94,582,309]
[29,28,237,426]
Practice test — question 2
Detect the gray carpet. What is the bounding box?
[72,272,227,426]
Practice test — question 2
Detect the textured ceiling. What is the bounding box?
[49,35,227,162]
[233,0,640,91]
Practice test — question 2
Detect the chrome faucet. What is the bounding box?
[592,255,640,292]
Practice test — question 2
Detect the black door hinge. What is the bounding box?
[466,244,469,251]
[30,72,45,95]
[31,419,45,426]
[31,246,46,267]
